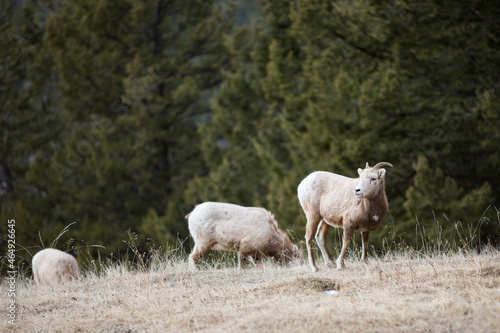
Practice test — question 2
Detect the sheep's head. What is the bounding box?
[279,244,302,264]
[276,230,303,263]
[354,162,393,199]
[292,244,303,260]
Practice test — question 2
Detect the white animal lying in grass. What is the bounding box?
[298,162,393,271]
[32,248,80,286]
[186,202,300,269]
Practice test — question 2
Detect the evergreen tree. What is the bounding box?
[42,0,233,253]
[195,0,500,248]
[186,0,305,233]
[1,1,70,269]
[2,0,235,264]
[3,0,499,270]
[288,0,499,246]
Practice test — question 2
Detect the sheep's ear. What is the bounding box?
[358,168,363,176]
[378,168,386,179]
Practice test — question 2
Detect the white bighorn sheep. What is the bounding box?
[298,162,393,271]
[186,202,300,269]
[32,248,80,286]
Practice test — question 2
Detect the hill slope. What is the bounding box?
[3,250,500,332]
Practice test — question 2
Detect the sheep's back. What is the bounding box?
[188,202,274,249]
[298,172,357,211]
[32,248,79,285]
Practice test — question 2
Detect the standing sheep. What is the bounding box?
[32,248,80,286]
[298,162,393,271]
[186,202,300,269]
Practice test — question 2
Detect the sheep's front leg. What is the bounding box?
[316,220,336,268]
[237,252,246,270]
[336,227,354,270]
[361,231,369,264]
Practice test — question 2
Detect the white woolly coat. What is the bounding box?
[32,248,80,286]
[298,171,388,231]
[187,202,294,261]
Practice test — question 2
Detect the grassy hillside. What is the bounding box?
[2,247,500,332]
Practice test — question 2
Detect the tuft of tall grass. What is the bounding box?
[2,208,498,280]
[377,206,499,262]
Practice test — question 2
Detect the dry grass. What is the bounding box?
[2,248,500,332]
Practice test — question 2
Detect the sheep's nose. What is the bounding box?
[355,188,361,194]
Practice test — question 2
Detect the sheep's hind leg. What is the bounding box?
[189,244,211,269]
[316,220,336,268]
[305,214,322,272]
[336,227,354,270]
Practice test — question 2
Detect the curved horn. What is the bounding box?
[372,162,393,169]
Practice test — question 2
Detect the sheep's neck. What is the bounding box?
[360,190,388,219]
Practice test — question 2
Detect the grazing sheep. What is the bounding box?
[186,202,300,269]
[32,248,80,286]
[298,162,393,271]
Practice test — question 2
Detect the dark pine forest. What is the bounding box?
[1,0,499,271]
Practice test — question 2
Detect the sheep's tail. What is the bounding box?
[184,213,191,219]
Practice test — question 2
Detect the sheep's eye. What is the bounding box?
[370,178,376,182]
